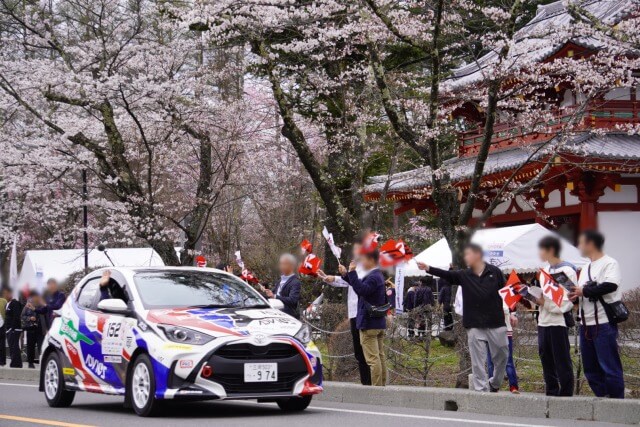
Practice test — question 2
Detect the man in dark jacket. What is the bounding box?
[342,250,387,386]
[414,277,435,337]
[418,243,508,392]
[4,288,23,368]
[22,293,43,368]
[438,275,454,331]
[266,254,301,319]
[35,279,66,331]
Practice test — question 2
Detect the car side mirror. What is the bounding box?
[268,298,284,310]
[97,298,130,315]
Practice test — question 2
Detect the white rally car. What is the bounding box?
[39,267,322,416]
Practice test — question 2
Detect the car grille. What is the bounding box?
[207,342,308,396]
[214,343,299,360]
[212,372,306,394]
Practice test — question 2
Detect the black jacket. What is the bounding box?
[275,275,302,318]
[429,264,506,329]
[438,281,452,309]
[415,286,434,307]
[5,299,23,331]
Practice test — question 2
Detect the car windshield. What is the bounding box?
[133,271,269,309]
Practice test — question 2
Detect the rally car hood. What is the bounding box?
[146,306,302,338]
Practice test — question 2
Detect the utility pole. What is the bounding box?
[82,169,88,273]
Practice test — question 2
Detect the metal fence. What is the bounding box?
[305,290,640,397]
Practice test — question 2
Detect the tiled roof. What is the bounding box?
[365,133,640,194]
[447,0,631,89]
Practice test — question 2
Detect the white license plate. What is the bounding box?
[244,363,278,382]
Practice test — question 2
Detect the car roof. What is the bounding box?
[95,266,231,275]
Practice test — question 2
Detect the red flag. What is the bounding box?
[300,239,313,255]
[498,270,523,310]
[241,269,259,284]
[379,239,410,267]
[540,269,565,307]
[299,253,322,276]
[360,232,381,254]
[403,241,414,261]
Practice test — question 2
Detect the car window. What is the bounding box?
[77,279,101,310]
[133,271,268,309]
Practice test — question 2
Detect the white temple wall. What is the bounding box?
[598,211,640,291]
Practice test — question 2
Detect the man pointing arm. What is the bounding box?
[418,244,509,393]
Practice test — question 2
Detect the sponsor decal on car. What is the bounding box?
[179,360,194,369]
[85,353,107,380]
[104,355,122,363]
[163,343,193,351]
[102,319,125,356]
[62,367,76,376]
[65,340,79,356]
[59,318,94,345]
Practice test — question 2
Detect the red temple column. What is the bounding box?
[579,199,598,231]
[571,172,610,232]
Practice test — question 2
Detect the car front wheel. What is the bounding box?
[128,354,162,417]
[277,395,312,412]
[43,352,75,408]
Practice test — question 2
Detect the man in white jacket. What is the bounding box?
[537,236,576,396]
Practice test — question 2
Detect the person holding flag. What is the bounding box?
[536,236,576,396]
[265,254,302,319]
[418,243,508,392]
[318,241,371,386]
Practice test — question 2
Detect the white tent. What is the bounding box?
[403,238,452,277]
[17,248,166,293]
[411,224,588,274]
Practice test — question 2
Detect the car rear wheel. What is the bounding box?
[277,395,312,412]
[129,354,162,417]
[43,352,75,408]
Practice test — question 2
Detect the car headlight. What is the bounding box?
[294,324,312,345]
[158,325,215,345]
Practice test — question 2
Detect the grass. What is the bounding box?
[315,334,640,396]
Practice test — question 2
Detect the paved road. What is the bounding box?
[0,381,622,427]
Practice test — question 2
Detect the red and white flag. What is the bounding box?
[499,270,523,310]
[379,239,412,267]
[300,239,313,255]
[234,251,245,270]
[195,255,207,268]
[322,226,342,261]
[299,253,322,276]
[241,269,259,284]
[540,269,565,308]
[360,232,381,254]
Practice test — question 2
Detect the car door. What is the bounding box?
[67,277,110,392]
[96,271,138,394]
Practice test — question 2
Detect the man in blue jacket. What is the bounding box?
[341,250,387,386]
[266,254,302,319]
[35,279,66,331]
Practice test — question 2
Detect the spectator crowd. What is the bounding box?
[0,229,629,400]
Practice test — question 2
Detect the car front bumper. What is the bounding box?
[158,336,323,400]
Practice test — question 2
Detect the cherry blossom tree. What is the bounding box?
[0,0,256,265]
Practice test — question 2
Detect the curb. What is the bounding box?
[2,368,638,424]
[317,381,640,425]
[0,366,40,382]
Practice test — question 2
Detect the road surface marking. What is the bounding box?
[0,382,38,388]
[309,406,556,427]
[0,415,95,427]
[0,382,555,426]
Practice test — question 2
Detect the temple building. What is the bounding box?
[364,0,640,290]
